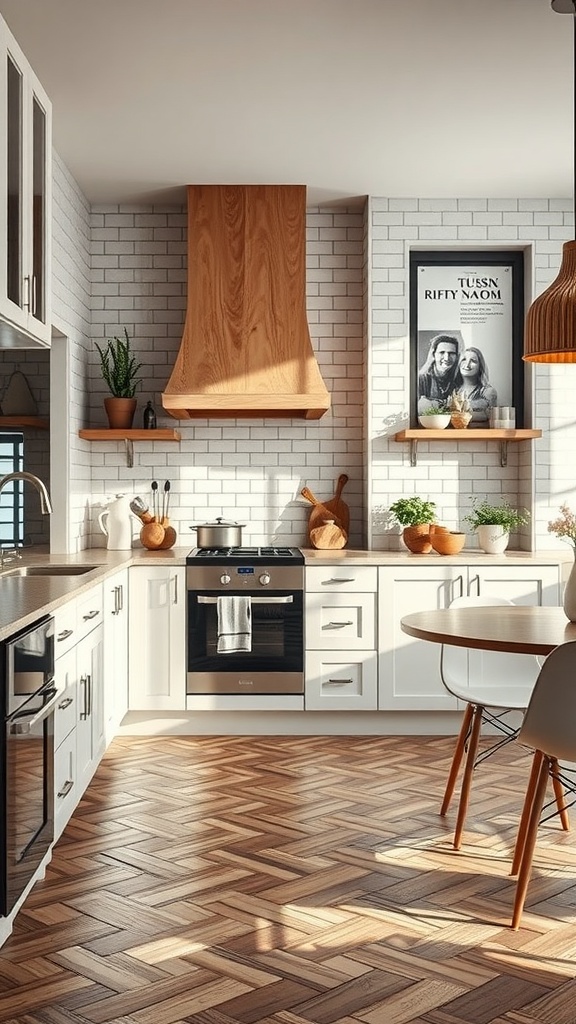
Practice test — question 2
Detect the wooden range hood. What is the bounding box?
[162,185,330,419]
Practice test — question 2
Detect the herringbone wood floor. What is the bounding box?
[1,734,576,1024]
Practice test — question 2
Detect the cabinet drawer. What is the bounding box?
[54,730,77,839]
[54,601,77,658]
[306,565,377,592]
[76,584,103,642]
[305,651,377,710]
[54,679,77,748]
[306,591,375,649]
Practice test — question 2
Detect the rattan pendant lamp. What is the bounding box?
[524,0,576,362]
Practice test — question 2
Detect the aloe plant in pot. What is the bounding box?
[96,328,143,429]
[389,496,437,554]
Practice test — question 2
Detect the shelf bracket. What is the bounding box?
[409,439,418,467]
[500,441,508,468]
[124,438,134,468]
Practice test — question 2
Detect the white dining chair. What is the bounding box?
[439,595,567,850]
[510,640,576,929]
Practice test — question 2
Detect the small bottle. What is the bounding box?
[143,400,157,429]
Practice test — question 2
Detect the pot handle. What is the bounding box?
[98,510,109,537]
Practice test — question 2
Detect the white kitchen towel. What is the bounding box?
[217,595,252,653]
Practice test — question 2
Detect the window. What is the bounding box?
[0,433,24,546]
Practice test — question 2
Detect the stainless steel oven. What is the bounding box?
[186,547,304,695]
[1,615,56,916]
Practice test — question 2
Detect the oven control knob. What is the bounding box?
[220,573,231,585]
[259,572,271,586]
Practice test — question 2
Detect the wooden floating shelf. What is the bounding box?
[0,416,49,430]
[394,428,542,467]
[78,428,181,468]
[79,429,181,441]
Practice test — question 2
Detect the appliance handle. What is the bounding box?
[197,594,293,605]
[9,690,60,734]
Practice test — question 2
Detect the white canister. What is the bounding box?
[98,493,134,550]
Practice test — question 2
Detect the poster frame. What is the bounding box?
[409,249,525,429]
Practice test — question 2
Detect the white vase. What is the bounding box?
[476,524,510,554]
[563,552,576,622]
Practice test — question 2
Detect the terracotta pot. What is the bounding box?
[430,531,466,555]
[402,524,432,554]
[104,397,137,429]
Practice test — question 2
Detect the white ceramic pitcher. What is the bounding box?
[98,493,134,550]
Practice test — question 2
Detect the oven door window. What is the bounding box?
[188,590,303,672]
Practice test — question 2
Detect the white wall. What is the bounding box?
[367,196,576,553]
[83,203,365,550]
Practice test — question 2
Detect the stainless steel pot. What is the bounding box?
[190,517,245,548]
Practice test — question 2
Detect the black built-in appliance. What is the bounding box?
[1,615,56,916]
[186,547,304,695]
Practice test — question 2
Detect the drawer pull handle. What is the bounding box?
[82,610,100,621]
[57,629,74,642]
[323,577,355,585]
[58,697,73,710]
[325,620,354,629]
[57,780,74,798]
[326,678,354,685]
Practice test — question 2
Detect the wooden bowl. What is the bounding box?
[430,530,466,556]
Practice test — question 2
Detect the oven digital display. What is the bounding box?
[237,567,255,574]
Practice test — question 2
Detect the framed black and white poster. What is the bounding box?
[409,250,525,428]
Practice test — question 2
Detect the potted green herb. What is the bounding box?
[389,497,437,553]
[418,404,451,430]
[463,498,530,553]
[96,328,143,429]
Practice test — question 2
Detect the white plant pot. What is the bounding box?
[476,524,510,554]
[418,414,451,429]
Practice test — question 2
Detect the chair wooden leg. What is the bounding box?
[550,757,570,832]
[511,750,543,876]
[441,703,474,817]
[512,754,551,930]
[453,704,483,851]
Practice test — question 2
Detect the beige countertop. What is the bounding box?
[0,545,571,641]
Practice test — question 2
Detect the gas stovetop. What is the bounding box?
[187,546,304,566]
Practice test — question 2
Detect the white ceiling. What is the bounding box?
[0,0,573,207]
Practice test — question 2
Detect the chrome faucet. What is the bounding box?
[0,472,53,568]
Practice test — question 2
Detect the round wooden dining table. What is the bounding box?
[400,605,576,656]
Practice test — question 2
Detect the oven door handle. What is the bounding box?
[9,690,61,734]
[197,595,293,605]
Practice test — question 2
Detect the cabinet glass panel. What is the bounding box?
[7,54,22,307]
[32,94,46,324]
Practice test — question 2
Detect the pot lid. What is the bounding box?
[191,517,246,528]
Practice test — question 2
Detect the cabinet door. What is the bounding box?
[306,592,376,650]
[378,565,464,710]
[0,18,51,346]
[305,651,377,710]
[128,567,185,710]
[472,565,560,607]
[76,624,104,791]
[103,568,128,740]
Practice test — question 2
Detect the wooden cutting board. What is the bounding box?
[310,520,348,549]
[301,486,344,545]
[323,473,350,536]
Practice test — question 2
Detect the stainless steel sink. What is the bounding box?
[0,565,99,578]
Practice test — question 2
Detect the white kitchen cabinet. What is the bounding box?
[128,566,185,710]
[103,568,129,741]
[53,645,78,840]
[52,583,105,833]
[378,562,561,711]
[75,621,105,792]
[0,15,52,347]
[305,564,378,710]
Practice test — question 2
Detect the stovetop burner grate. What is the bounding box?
[187,546,304,565]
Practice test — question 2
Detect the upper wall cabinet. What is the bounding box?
[0,16,51,348]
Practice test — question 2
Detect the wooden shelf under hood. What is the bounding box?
[162,185,331,420]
